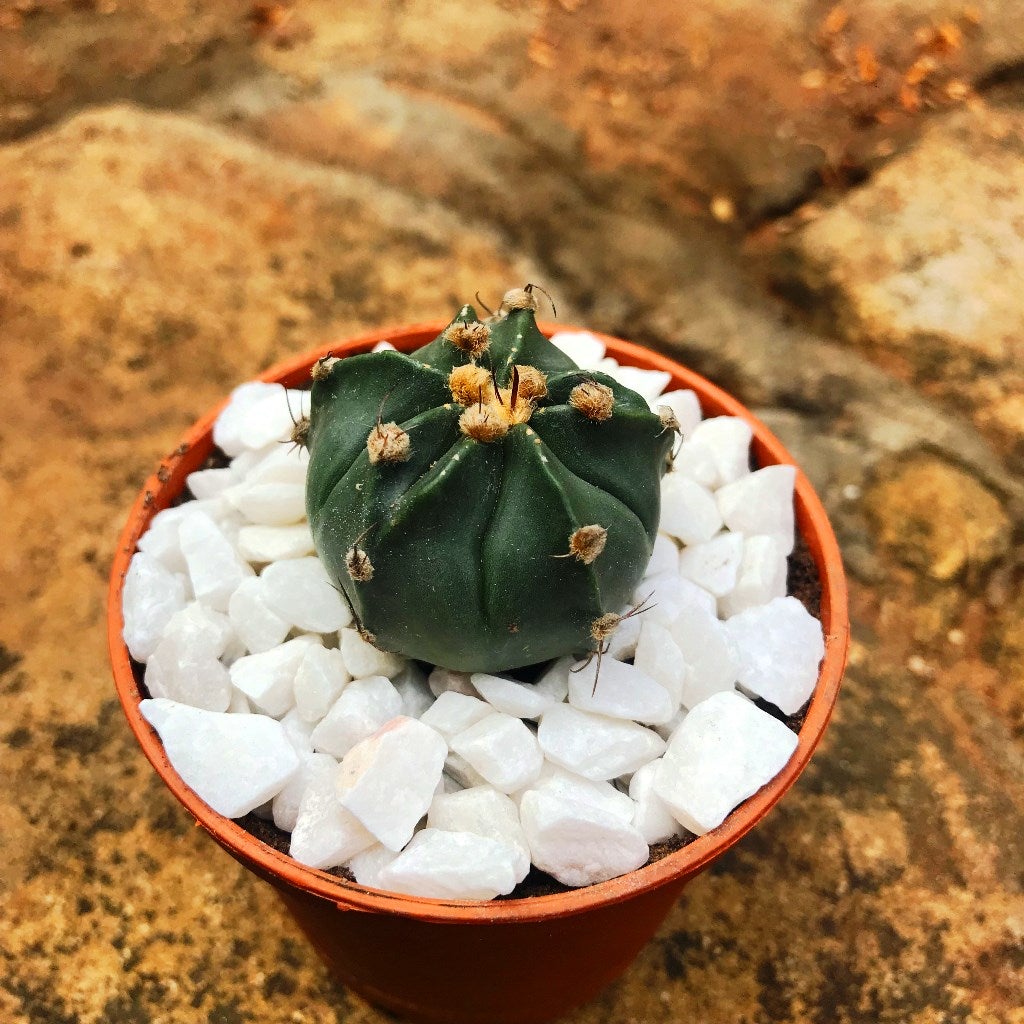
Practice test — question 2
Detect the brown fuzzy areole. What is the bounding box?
[311,355,339,382]
[569,381,615,421]
[345,545,374,582]
[657,406,681,434]
[367,421,411,464]
[512,364,548,402]
[449,364,494,406]
[590,611,622,644]
[500,286,538,312]
[459,404,510,443]
[290,416,310,449]
[555,524,608,565]
[444,321,491,358]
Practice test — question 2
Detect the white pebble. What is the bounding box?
[336,717,447,850]
[227,481,306,526]
[280,706,315,753]
[450,713,544,794]
[273,751,335,833]
[519,791,649,887]
[606,364,673,406]
[654,706,687,742]
[722,596,824,714]
[212,381,282,456]
[633,620,687,707]
[227,577,291,654]
[245,443,309,486]
[310,676,403,759]
[471,673,558,720]
[568,658,674,725]
[657,389,702,439]
[654,691,798,835]
[237,523,315,563]
[538,705,665,781]
[293,645,350,723]
[122,552,187,662]
[716,465,797,554]
[420,691,491,741]
[548,330,606,368]
[532,658,573,703]
[644,534,680,579]
[187,467,236,500]
[140,698,299,818]
[341,627,405,679]
[428,667,477,697]
[604,612,643,661]
[229,635,319,718]
[289,757,376,869]
[444,751,488,790]
[659,476,723,546]
[347,844,399,887]
[519,762,635,824]
[629,760,681,845]
[635,573,716,629]
[135,504,199,573]
[685,417,753,487]
[376,828,518,900]
[179,512,252,612]
[145,604,233,712]
[671,439,719,488]
[719,535,788,618]
[677,531,744,597]
[671,605,738,709]
[261,557,350,634]
[391,663,434,719]
[428,787,531,883]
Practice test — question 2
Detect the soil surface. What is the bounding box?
[2,4,1023,1023]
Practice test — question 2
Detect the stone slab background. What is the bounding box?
[0,2,1022,1022]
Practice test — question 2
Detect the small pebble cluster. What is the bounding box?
[123,332,825,901]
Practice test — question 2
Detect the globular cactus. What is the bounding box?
[304,286,676,673]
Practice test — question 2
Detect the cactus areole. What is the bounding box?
[305,288,676,674]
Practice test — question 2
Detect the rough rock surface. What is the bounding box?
[1,4,1023,1023]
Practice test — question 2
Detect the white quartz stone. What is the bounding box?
[656,389,702,439]
[281,706,315,753]
[213,381,282,456]
[341,627,405,680]
[532,657,573,703]
[336,717,448,851]
[227,576,291,654]
[633,620,687,707]
[347,844,399,887]
[420,691,491,741]
[244,443,309,486]
[654,706,688,742]
[548,330,606,368]
[518,762,635,824]
[450,713,544,794]
[722,596,824,714]
[187,467,236,501]
[179,512,252,612]
[519,790,649,887]
[376,828,518,900]
[391,663,434,719]
[471,673,558,720]
[671,438,719,488]
[310,676,403,759]
[605,364,672,406]
[428,786,531,883]
[567,658,674,725]
[629,760,681,845]
[226,481,307,526]
[677,531,745,597]
[261,557,351,634]
[288,757,376,869]
[145,605,233,712]
[685,416,753,488]
[293,645,350,723]
[237,523,315,563]
[645,534,680,579]
[229,635,319,717]
[135,504,200,573]
[427,667,478,698]
[273,751,335,833]
[538,705,665,781]
[719,534,789,617]
[604,611,643,661]
[122,552,187,662]
[634,572,717,629]
[659,476,723,546]
[716,464,797,554]
[139,698,299,818]
[444,751,488,790]
[671,605,738,709]
[654,691,798,835]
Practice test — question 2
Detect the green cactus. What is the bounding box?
[304,287,677,674]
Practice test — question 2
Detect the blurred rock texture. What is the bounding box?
[1,2,1023,1022]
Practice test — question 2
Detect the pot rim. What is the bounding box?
[108,320,849,925]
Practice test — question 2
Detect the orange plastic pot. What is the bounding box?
[109,324,849,1024]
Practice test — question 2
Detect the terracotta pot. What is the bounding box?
[109,323,849,1024]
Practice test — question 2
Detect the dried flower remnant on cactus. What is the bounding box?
[304,288,677,673]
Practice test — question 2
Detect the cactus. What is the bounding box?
[304,287,677,674]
